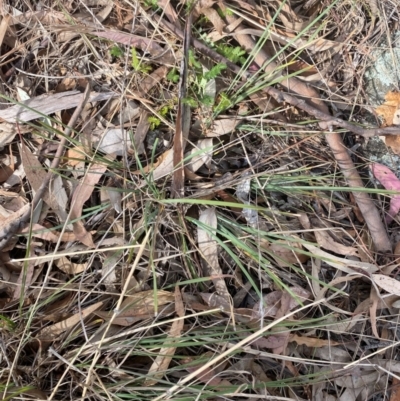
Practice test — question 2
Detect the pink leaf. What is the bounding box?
[371,163,400,223]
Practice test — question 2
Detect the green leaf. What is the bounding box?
[183,97,198,107]
[189,50,202,69]
[148,116,161,130]
[167,68,180,83]
[131,47,152,73]
[204,63,227,80]
[216,44,247,64]
[214,92,232,114]
[110,45,124,58]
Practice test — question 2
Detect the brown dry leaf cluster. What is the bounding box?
[375,91,400,154]
[0,1,399,401]
[376,91,400,127]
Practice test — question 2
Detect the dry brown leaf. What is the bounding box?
[96,304,175,327]
[9,10,66,26]
[103,187,122,214]
[65,146,86,167]
[0,163,13,183]
[303,244,378,274]
[55,76,77,92]
[289,334,340,347]
[91,30,164,57]
[261,238,309,268]
[334,371,379,390]
[100,250,119,291]
[195,0,216,12]
[133,110,151,154]
[201,7,225,35]
[138,66,169,96]
[269,291,294,355]
[0,91,116,123]
[71,220,94,248]
[279,2,309,31]
[187,138,213,172]
[156,0,179,24]
[252,287,311,319]
[70,163,107,248]
[393,107,400,125]
[94,128,132,156]
[354,294,400,314]
[385,134,400,155]
[144,287,184,386]
[372,274,400,296]
[20,141,47,198]
[395,241,400,256]
[41,292,75,322]
[221,0,256,13]
[200,292,231,311]
[375,91,400,126]
[181,352,229,386]
[198,208,230,305]
[327,314,364,334]
[0,202,30,238]
[20,224,76,243]
[313,229,359,257]
[313,346,352,363]
[206,118,239,137]
[37,301,103,340]
[55,256,87,275]
[133,149,174,182]
[252,290,281,318]
[297,213,311,229]
[390,377,400,401]
[0,124,20,144]
[95,290,175,326]
[253,333,289,350]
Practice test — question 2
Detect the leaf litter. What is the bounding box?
[0,1,400,401]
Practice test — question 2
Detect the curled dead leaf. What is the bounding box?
[372,274,400,296]
[261,238,309,267]
[37,301,103,340]
[375,91,400,127]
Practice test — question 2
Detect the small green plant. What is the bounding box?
[182,97,199,108]
[148,104,173,129]
[217,6,233,17]
[189,49,202,69]
[204,63,227,80]
[148,116,161,130]
[110,45,124,58]
[216,43,247,64]
[0,314,15,331]
[142,0,158,9]
[183,50,227,109]
[167,68,180,83]
[131,47,152,73]
[159,105,172,117]
[214,92,233,114]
